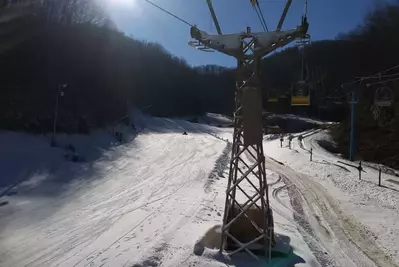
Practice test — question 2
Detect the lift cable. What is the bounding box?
[253,6,268,31]
[141,0,194,27]
[323,63,399,102]
[304,0,308,17]
[354,64,399,82]
[382,64,399,74]
[251,0,269,31]
[362,72,399,80]
[256,2,269,31]
[366,76,399,86]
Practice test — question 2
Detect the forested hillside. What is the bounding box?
[1,0,399,168]
[261,2,399,117]
[257,2,399,168]
[0,0,235,133]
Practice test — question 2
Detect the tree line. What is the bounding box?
[1,0,399,168]
[262,1,399,168]
[0,0,235,133]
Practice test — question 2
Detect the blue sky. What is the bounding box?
[104,0,380,67]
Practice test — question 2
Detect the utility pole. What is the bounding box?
[349,89,357,161]
[51,84,67,147]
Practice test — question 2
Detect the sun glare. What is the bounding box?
[111,0,137,9]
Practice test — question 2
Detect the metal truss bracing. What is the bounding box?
[140,0,310,259]
[186,1,309,260]
[220,39,274,260]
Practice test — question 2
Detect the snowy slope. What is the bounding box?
[198,113,233,127]
[0,123,136,196]
[3,111,399,267]
[0,113,320,267]
[264,129,399,266]
[0,120,224,266]
[264,113,333,126]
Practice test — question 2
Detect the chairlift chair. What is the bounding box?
[291,80,310,106]
[374,86,393,107]
[268,89,279,102]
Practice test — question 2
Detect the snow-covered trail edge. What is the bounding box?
[266,157,396,267]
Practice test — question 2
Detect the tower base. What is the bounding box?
[225,204,276,254]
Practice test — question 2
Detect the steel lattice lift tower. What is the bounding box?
[189,0,309,259]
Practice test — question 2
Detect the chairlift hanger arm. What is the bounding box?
[206,0,222,35]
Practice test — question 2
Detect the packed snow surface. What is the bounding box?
[1,112,398,267]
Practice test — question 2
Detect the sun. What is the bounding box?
[101,0,142,18]
[110,0,137,9]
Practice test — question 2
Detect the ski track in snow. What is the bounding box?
[2,113,398,267]
[265,128,399,267]
[0,120,226,267]
[0,113,321,267]
[267,159,381,267]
